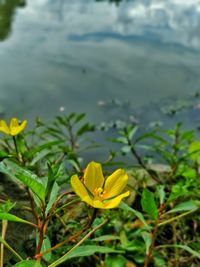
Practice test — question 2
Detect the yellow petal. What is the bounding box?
[103,191,130,209]
[83,161,104,194]
[10,118,19,128]
[71,175,104,208]
[103,169,128,199]
[85,199,105,209]
[71,174,90,199]
[10,119,27,136]
[0,120,10,135]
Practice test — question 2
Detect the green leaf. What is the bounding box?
[30,149,53,166]
[92,235,120,242]
[157,185,165,205]
[168,200,198,213]
[77,123,94,136]
[105,255,127,267]
[0,237,23,261]
[121,146,131,154]
[60,245,122,260]
[0,212,33,225]
[141,188,158,220]
[119,202,147,227]
[13,260,43,267]
[160,244,200,260]
[142,232,152,254]
[75,113,86,123]
[0,199,15,212]
[108,137,128,145]
[0,150,11,159]
[45,181,60,215]
[0,159,46,202]
[28,141,63,159]
[49,245,122,267]
[135,131,167,144]
[188,141,200,162]
[36,235,51,262]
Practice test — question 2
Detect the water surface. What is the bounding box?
[0,0,200,123]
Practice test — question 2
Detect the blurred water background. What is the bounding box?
[0,0,200,127]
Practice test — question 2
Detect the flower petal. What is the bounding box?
[71,174,90,199]
[103,169,128,199]
[88,199,105,209]
[83,161,104,194]
[103,191,130,209]
[10,119,27,136]
[71,174,105,208]
[0,120,10,135]
[10,118,19,128]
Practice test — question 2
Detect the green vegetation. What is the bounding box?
[0,0,26,41]
[0,113,200,266]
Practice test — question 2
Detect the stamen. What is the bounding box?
[93,187,104,200]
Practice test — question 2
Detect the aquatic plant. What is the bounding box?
[0,113,200,267]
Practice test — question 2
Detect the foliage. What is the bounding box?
[0,113,200,267]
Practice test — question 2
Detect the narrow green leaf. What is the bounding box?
[108,137,128,144]
[157,185,165,205]
[77,123,94,136]
[13,260,43,267]
[0,199,15,212]
[127,125,138,140]
[0,150,11,159]
[188,141,200,161]
[142,232,152,254]
[119,202,147,227]
[45,182,60,215]
[105,255,127,267]
[0,212,34,226]
[92,235,120,242]
[60,245,122,261]
[135,132,167,144]
[0,237,23,261]
[121,146,131,154]
[30,149,52,166]
[36,235,51,262]
[159,244,200,260]
[28,141,63,159]
[168,200,198,213]
[141,188,158,220]
[75,113,85,123]
[0,159,45,202]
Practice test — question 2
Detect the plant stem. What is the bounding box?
[0,220,7,267]
[172,221,179,267]
[0,236,23,261]
[127,137,160,183]
[35,209,49,260]
[12,136,23,163]
[158,209,198,227]
[48,218,108,267]
[143,205,164,267]
[36,208,98,259]
[27,187,38,222]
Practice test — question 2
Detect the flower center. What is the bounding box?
[93,187,105,200]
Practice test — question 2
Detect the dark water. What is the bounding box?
[0,0,200,124]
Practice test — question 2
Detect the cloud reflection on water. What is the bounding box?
[0,0,200,121]
[16,0,200,50]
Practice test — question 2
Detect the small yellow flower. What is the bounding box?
[71,161,130,209]
[0,118,27,136]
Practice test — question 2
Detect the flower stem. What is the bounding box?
[35,208,98,259]
[0,220,8,267]
[48,218,108,267]
[12,136,23,163]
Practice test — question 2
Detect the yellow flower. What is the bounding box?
[71,161,130,209]
[0,118,27,136]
